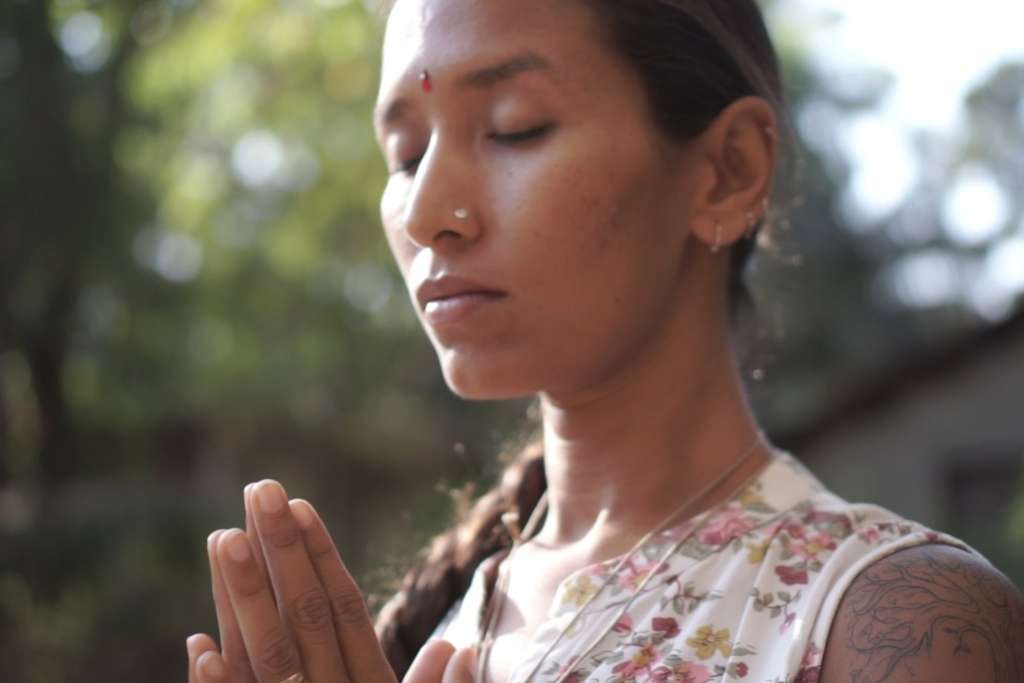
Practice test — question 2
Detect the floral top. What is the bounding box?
[430,452,979,683]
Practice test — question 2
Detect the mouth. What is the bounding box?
[423,291,507,326]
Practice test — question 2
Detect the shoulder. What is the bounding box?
[819,543,1024,683]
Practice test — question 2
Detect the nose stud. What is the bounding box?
[453,208,469,220]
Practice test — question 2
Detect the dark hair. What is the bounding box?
[374,1,787,676]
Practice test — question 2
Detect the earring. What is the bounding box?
[419,69,432,93]
[453,208,469,220]
[710,223,723,253]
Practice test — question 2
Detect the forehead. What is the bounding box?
[378,0,603,101]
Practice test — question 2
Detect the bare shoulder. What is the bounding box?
[819,543,1024,683]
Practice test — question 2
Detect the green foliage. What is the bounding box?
[1,1,1022,681]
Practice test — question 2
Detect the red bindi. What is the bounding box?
[419,69,432,93]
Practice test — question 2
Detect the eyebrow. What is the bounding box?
[375,51,554,130]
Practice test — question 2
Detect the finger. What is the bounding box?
[402,640,455,683]
[196,650,229,683]
[251,482,348,683]
[187,633,219,683]
[244,484,271,588]
[290,498,395,683]
[441,647,477,683]
[217,528,305,683]
[209,530,259,683]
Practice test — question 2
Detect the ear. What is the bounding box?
[689,96,778,253]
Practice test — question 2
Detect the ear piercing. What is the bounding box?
[453,208,469,220]
[714,198,773,250]
[419,69,432,93]
[711,223,723,253]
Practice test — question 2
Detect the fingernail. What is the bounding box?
[197,651,227,679]
[207,530,222,549]
[256,481,286,514]
[224,530,251,563]
[291,499,315,529]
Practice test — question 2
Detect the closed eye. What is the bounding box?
[393,125,553,176]
[490,124,552,144]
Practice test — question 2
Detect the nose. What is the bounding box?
[400,134,480,251]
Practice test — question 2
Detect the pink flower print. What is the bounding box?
[613,614,634,634]
[780,610,797,634]
[615,559,667,591]
[762,519,786,538]
[788,531,836,561]
[794,666,821,683]
[801,643,822,668]
[734,662,749,677]
[611,644,661,680]
[652,617,681,639]
[781,520,807,540]
[697,506,756,546]
[650,660,712,683]
[857,526,881,544]
[775,564,809,586]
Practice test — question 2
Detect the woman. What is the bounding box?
[185,1,1024,682]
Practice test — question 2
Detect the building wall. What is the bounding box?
[796,331,1024,540]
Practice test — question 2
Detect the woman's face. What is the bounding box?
[375,0,704,400]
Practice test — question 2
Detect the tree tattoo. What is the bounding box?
[822,544,1024,683]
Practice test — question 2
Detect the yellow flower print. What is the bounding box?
[738,487,764,507]
[561,574,597,608]
[746,539,770,564]
[686,624,733,660]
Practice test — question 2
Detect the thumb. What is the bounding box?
[442,647,477,683]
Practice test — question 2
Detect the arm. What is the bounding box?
[820,543,1024,683]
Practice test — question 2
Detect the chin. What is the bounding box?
[440,353,538,401]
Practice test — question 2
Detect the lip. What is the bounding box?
[415,275,507,311]
[423,291,506,326]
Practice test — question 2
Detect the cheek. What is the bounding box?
[504,140,660,281]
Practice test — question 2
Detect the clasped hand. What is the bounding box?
[185,480,475,683]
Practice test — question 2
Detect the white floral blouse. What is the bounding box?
[430,452,979,683]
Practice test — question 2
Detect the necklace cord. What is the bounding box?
[475,430,772,683]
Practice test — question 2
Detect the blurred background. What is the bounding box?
[1,0,1023,680]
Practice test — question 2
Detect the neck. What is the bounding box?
[532,273,773,557]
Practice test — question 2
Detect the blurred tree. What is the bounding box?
[0,0,1022,681]
[2,0,138,485]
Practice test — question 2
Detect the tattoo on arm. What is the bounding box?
[821,544,1024,683]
